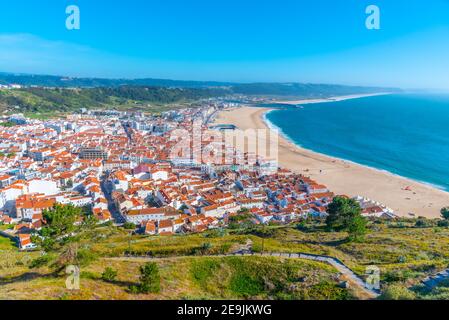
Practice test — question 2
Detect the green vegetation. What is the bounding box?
[101,267,118,282]
[33,204,82,251]
[0,73,234,88]
[29,254,55,269]
[326,196,367,242]
[0,254,346,300]
[0,72,398,95]
[0,235,16,250]
[42,204,81,236]
[130,262,161,294]
[0,86,226,114]
[0,121,15,127]
[0,71,401,115]
[380,284,416,300]
[189,256,349,299]
[123,222,136,230]
[441,207,449,220]
[3,216,449,300]
[228,213,254,229]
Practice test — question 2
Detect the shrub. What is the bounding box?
[415,218,432,228]
[249,225,276,238]
[101,267,118,282]
[305,281,352,300]
[128,285,141,294]
[190,242,213,255]
[203,228,227,238]
[380,284,416,300]
[437,220,449,227]
[123,222,136,230]
[132,262,161,294]
[29,254,53,269]
[76,249,98,266]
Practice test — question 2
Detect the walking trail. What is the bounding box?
[105,250,381,299]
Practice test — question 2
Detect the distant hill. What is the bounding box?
[0,72,234,89]
[230,82,398,98]
[0,72,400,115]
[0,72,399,95]
[0,86,228,114]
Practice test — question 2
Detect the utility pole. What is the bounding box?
[261,223,266,254]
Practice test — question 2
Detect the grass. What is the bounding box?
[0,224,13,231]
[81,222,449,284]
[0,235,16,250]
[3,220,449,299]
[0,86,213,116]
[0,256,347,300]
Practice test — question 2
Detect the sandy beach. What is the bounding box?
[213,105,449,218]
[271,92,392,105]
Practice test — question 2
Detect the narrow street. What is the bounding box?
[101,175,125,225]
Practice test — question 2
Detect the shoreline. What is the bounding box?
[262,109,448,193]
[270,92,393,105]
[213,103,449,218]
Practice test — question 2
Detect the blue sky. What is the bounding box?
[0,0,448,89]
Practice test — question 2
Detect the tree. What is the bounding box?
[82,214,98,230]
[34,204,82,251]
[134,262,160,294]
[415,217,432,228]
[347,215,367,242]
[123,222,136,230]
[441,207,449,220]
[101,267,118,282]
[326,196,367,241]
[42,204,82,237]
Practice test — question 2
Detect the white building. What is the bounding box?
[28,179,60,195]
[0,185,26,213]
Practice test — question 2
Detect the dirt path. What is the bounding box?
[105,251,380,299]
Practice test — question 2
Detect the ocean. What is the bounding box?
[265,93,449,191]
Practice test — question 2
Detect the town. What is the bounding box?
[0,104,396,251]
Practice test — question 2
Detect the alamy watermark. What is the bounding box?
[365,5,381,30]
[63,5,379,32]
[169,121,279,173]
[66,5,80,30]
[66,265,80,290]
[365,265,380,291]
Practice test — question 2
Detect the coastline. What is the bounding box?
[213,104,449,218]
[270,92,393,105]
[261,109,448,192]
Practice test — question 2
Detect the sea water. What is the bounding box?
[265,94,449,191]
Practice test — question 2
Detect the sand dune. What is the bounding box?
[213,106,449,218]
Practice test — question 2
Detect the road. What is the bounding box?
[421,268,449,290]
[100,176,125,224]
